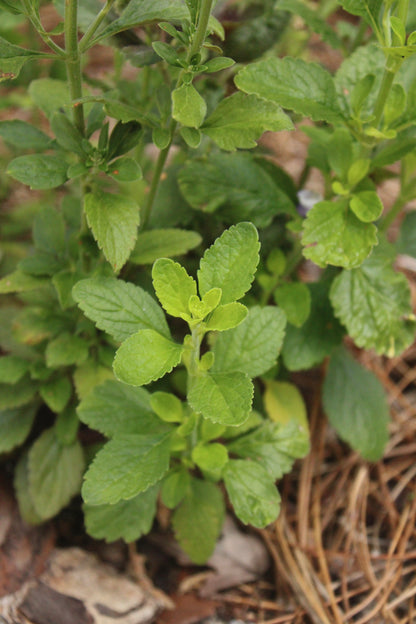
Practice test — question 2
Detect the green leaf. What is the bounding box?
[14,453,43,525]
[84,484,159,542]
[78,379,166,436]
[7,154,68,190]
[33,206,66,255]
[172,478,225,564]
[302,199,378,269]
[45,333,89,368]
[278,0,341,48]
[172,84,207,128]
[0,35,50,81]
[337,0,382,30]
[150,391,183,423]
[82,432,171,505]
[188,372,253,426]
[0,120,51,150]
[335,44,384,117]
[113,329,184,386]
[51,112,85,155]
[198,222,259,304]
[397,211,416,257]
[349,191,383,223]
[0,404,37,453]
[52,269,82,309]
[84,191,140,272]
[273,282,311,327]
[204,56,235,72]
[282,281,344,371]
[180,126,201,148]
[19,252,65,277]
[73,277,168,342]
[29,78,71,118]
[40,376,72,413]
[0,355,29,383]
[28,428,85,520]
[0,376,38,409]
[201,92,293,151]
[205,302,247,331]
[55,406,79,445]
[152,258,197,318]
[0,270,49,294]
[108,120,143,159]
[235,57,344,123]
[73,360,114,401]
[264,380,309,430]
[179,152,296,227]
[192,442,229,478]
[223,460,281,528]
[330,244,415,356]
[161,467,190,509]
[108,157,142,182]
[323,346,389,460]
[130,228,202,264]
[228,420,309,479]
[213,306,286,377]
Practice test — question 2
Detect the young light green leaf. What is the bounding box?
[187,372,253,426]
[0,404,37,453]
[45,333,89,368]
[152,258,196,318]
[172,478,225,564]
[7,154,68,190]
[40,376,72,413]
[172,84,207,128]
[273,282,311,327]
[201,92,293,151]
[130,229,202,264]
[84,484,159,543]
[82,432,171,505]
[235,57,344,123]
[302,199,378,269]
[180,127,201,148]
[113,329,184,386]
[0,120,51,150]
[84,191,140,271]
[323,346,389,460]
[198,222,259,304]
[223,460,281,528]
[73,276,169,343]
[150,391,183,423]
[192,442,229,477]
[0,355,29,384]
[264,380,308,430]
[161,467,190,509]
[28,427,85,520]
[205,302,247,331]
[213,306,286,377]
[349,191,383,223]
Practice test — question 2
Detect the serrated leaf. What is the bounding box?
[78,379,166,436]
[323,346,389,460]
[7,154,68,190]
[0,120,51,150]
[73,277,169,342]
[84,191,140,271]
[330,244,415,355]
[223,460,281,528]
[0,404,37,453]
[172,84,207,128]
[198,222,259,304]
[45,333,89,368]
[228,420,309,479]
[130,228,202,264]
[0,355,29,383]
[114,329,184,386]
[201,92,293,151]
[28,428,85,520]
[40,376,72,413]
[152,258,196,318]
[273,282,311,327]
[235,57,344,123]
[302,199,378,269]
[187,372,253,426]
[82,432,171,505]
[172,478,225,564]
[161,467,190,509]
[350,191,383,223]
[84,484,159,542]
[335,44,384,117]
[213,306,286,377]
[0,376,38,409]
[205,302,247,331]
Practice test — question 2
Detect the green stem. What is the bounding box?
[79,0,116,53]
[187,325,202,394]
[372,66,396,128]
[397,0,410,25]
[64,0,85,135]
[22,0,65,56]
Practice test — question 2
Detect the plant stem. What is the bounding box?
[79,0,116,53]
[22,0,65,56]
[65,0,85,135]
[372,65,396,128]
[187,325,202,393]
[397,0,410,25]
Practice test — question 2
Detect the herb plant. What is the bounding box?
[0,0,415,563]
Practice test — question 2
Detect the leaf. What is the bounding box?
[161,467,190,509]
[113,329,184,386]
[84,191,140,271]
[178,152,296,227]
[29,78,71,118]
[187,372,253,427]
[107,157,142,182]
[108,120,143,160]
[337,0,382,30]
[28,428,85,520]
[0,404,37,453]
[0,35,50,81]
[84,484,159,542]
[0,270,48,294]
[264,380,309,430]
[192,443,229,477]
[273,282,311,327]
[198,222,259,304]
[33,206,66,255]
[397,211,416,257]
[82,432,171,505]
[223,460,281,528]
[55,406,79,445]
[228,420,309,479]
[73,360,114,401]
[278,0,341,49]
[302,199,378,269]
[51,112,85,155]
[14,454,43,525]
[172,84,207,128]
[0,355,29,383]
[40,376,72,413]
[45,333,89,368]
[323,346,389,460]
[235,57,344,123]
[282,281,344,371]
[150,391,183,423]
[0,376,38,409]
[78,379,167,436]
[73,276,169,343]
[172,478,225,564]
[213,306,286,377]
[0,120,51,150]
[349,191,383,223]
[201,92,293,151]
[129,228,202,264]
[152,258,197,318]
[205,302,248,331]
[7,154,68,190]
[330,244,415,356]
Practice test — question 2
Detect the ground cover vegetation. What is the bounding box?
[0,0,415,564]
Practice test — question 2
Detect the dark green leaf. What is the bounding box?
[161,467,190,509]
[108,120,143,160]
[28,78,71,118]
[51,112,85,155]
[0,120,51,150]
[0,376,38,409]
[7,154,68,190]
[40,376,72,413]
[0,404,37,453]
[273,282,311,327]
[0,355,29,383]
[130,228,202,264]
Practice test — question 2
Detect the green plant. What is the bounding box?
[0,0,416,562]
